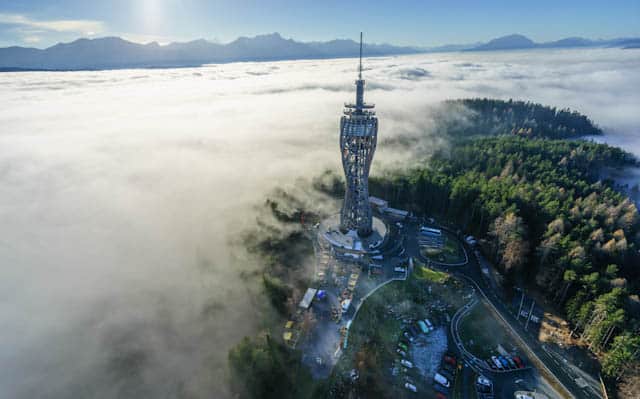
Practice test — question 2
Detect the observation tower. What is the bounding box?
[339,33,378,236]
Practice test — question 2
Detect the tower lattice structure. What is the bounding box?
[339,33,378,236]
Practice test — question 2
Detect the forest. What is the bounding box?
[366,136,639,385]
[445,98,603,139]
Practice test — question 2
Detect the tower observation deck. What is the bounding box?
[339,33,378,236]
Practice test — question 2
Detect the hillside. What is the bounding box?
[449,98,603,139]
[232,98,640,398]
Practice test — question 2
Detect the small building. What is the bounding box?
[384,207,409,221]
[419,226,446,248]
[369,196,388,211]
[299,288,318,309]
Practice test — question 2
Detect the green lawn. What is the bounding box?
[413,266,449,283]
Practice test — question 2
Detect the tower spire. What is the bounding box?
[355,32,364,110]
[359,32,363,80]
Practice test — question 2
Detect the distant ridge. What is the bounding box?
[0,33,420,71]
[1,32,638,71]
[465,34,640,51]
[470,34,536,51]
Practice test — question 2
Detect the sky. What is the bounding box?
[0,0,639,48]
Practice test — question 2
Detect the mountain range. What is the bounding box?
[0,33,418,71]
[1,32,638,71]
[465,34,640,51]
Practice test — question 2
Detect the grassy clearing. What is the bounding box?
[413,266,449,283]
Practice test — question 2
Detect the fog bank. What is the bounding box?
[0,47,638,398]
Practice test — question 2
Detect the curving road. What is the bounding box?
[402,219,603,399]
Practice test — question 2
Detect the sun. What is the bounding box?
[138,0,165,34]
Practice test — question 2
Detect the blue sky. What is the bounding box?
[1,0,639,48]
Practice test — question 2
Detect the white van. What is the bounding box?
[434,372,450,388]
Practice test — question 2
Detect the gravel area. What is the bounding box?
[410,326,448,378]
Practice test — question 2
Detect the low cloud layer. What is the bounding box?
[0,48,638,398]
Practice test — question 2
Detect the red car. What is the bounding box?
[513,356,524,368]
[443,355,457,367]
[436,393,447,399]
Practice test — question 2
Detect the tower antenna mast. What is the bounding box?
[359,32,363,79]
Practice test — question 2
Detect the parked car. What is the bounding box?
[498,356,510,369]
[438,368,454,382]
[513,356,524,368]
[434,372,451,388]
[397,349,407,357]
[436,393,447,399]
[506,357,518,369]
[433,382,450,395]
[443,355,457,367]
[404,382,417,393]
[476,375,493,393]
[398,342,408,352]
[486,359,497,370]
[409,325,420,336]
[401,359,413,368]
[441,361,455,373]
[491,356,503,370]
[403,332,414,342]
